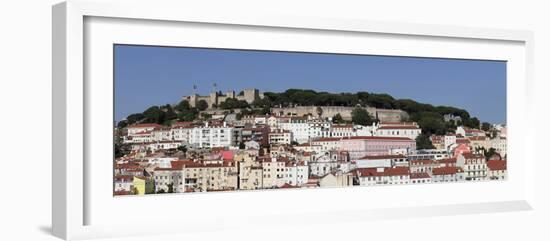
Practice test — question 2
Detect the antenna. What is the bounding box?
[213,83,218,94]
[192,84,197,95]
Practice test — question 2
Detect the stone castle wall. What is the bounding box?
[270,106,408,122]
[183,89,261,108]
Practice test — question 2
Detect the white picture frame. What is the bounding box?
[52,0,535,240]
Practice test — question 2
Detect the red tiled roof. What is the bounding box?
[461,153,484,159]
[410,172,431,179]
[114,191,132,195]
[487,160,507,171]
[438,158,457,164]
[280,183,299,189]
[465,129,483,133]
[128,123,163,129]
[410,159,438,165]
[312,136,413,142]
[456,139,471,144]
[432,167,463,175]
[468,136,487,141]
[356,167,409,177]
[114,175,134,182]
[357,154,406,160]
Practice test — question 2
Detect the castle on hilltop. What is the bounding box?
[183,88,264,108]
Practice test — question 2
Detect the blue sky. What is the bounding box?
[114,45,506,124]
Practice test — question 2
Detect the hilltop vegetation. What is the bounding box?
[117,89,481,137]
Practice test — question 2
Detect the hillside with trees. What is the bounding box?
[117,89,482,140]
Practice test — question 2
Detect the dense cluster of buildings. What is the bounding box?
[115,111,507,195]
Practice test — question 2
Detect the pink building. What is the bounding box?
[339,136,416,159]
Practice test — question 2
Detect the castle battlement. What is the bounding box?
[183,88,263,108]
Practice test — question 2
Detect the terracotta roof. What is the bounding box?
[115,163,141,169]
[438,158,457,164]
[410,172,431,179]
[357,154,406,160]
[461,153,484,159]
[114,175,134,182]
[280,183,299,189]
[410,159,438,165]
[432,167,463,175]
[468,136,487,141]
[356,167,409,177]
[465,129,483,133]
[487,160,507,171]
[128,123,163,128]
[114,191,132,195]
[456,139,471,144]
[312,136,413,142]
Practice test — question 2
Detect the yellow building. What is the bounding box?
[132,176,146,195]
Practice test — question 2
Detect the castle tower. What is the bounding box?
[243,88,260,104]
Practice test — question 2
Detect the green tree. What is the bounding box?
[351,107,373,125]
[175,100,191,112]
[143,106,166,124]
[415,134,435,150]
[464,117,480,129]
[332,113,345,124]
[126,113,145,124]
[177,108,199,121]
[197,100,209,111]
[163,105,177,121]
[117,120,128,129]
[145,181,155,194]
[114,142,131,158]
[481,122,492,131]
[177,145,188,154]
[483,147,497,160]
[219,98,249,109]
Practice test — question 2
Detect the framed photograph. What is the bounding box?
[53,0,535,240]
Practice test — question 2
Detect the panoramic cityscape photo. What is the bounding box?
[113,45,507,196]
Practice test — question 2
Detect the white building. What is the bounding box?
[444,135,457,150]
[153,164,186,193]
[431,167,464,183]
[189,122,236,148]
[282,161,309,186]
[126,123,163,135]
[410,172,432,184]
[152,127,172,142]
[373,122,421,140]
[487,159,507,180]
[330,124,356,138]
[310,137,342,151]
[457,153,487,181]
[356,167,410,186]
[268,129,293,145]
[171,126,192,143]
[489,137,507,157]
[279,116,330,143]
[261,157,286,188]
[354,154,407,168]
[114,175,134,193]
